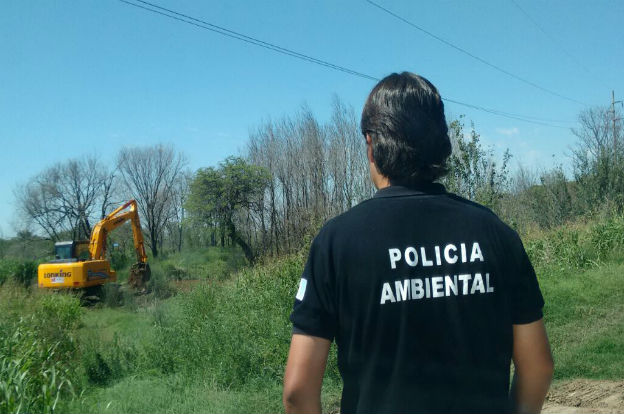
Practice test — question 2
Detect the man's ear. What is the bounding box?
[366,134,375,164]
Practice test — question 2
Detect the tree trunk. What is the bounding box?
[226,218,254,263]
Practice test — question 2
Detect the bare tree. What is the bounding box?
[100,168,118,219]
[571,105,624,208]
[15,172,66,241]
[15,156,113,241]
[165,170,191,252]
[572,107,613,161]
[245,97,372,255]
[117,144,186,257]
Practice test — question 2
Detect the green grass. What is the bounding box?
[62,374,341,414]
[539,262,624,380]
[0,285,81,414]
[79,307,155,346]
[156,246,247,280]
[57,252,342,414]
[3,218,624,413]
[63,375,284,414]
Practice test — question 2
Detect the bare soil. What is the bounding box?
[543,380,624,413]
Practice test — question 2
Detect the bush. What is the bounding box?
[110,250,128,271]
[524,215,624,270]
[101,283,124,307]
[14,261,37,288]
[0,259,19,286]
[0,322,76,414]
[0,259,38,288]
[0,285,81,414]
[162,262,188,280]
[147,253,340,388]
[146,268,176,300]
[81,334,140,386]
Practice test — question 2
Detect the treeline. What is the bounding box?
[13,98,623,263]
[499,106,624,230]
[14,145,187,258]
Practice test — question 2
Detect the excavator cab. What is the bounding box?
[52,241,90,262]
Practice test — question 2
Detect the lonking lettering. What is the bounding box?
[43,269,72,279]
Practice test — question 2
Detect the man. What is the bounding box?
[283,72,553,414]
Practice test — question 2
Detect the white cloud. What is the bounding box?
[495,127,519,136]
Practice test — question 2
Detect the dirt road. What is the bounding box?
[543,380,624,413]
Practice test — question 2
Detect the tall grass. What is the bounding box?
[524,214,624,269]
[3,216,624,413]
[146,253,339,387]
[0,283,81,414]
[156,246,247,281]
[0,260,38,287]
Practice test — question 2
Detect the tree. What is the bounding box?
[117,144,186,258]
[165,171,191,253]
[15,156,114,240]
[246,97,373,255]
[571,106,624,209]
[187,157,270,263]
[443,117,511,210]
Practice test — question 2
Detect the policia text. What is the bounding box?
[380,242,493,305]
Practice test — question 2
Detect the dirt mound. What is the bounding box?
[543,380,624,413]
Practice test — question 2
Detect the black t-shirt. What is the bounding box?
[290,184,544,414]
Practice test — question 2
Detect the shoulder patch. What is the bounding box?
[296,278,307,301]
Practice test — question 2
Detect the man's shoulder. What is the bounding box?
[311,199,376,245]
[314,191,521,245]
[444,193,522,239]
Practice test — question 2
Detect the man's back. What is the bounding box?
[290,184,544,413]
[284,72,551,414]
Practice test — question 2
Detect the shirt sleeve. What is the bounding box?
[507,230,545,324]
[289,231,337,341]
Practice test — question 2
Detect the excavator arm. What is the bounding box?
[89,200,150,289]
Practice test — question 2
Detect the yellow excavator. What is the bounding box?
[37,200,150,292]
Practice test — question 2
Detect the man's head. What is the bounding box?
[361,72,451,187]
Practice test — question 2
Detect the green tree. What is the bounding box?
[187,157,270,263]
[443,117,511,210]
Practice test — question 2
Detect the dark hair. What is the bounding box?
[361,72,451,184]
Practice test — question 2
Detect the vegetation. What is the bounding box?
[187,157,271,263]
[0,213,622,413]
[0,285,81,414]
[2,100,623,412]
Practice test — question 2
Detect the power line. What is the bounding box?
[508,0,609,89]
[365,0,588,106]
[117,0,573,129]
[443,98,571,128]
[120,0,378,81]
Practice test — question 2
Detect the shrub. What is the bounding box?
[81,333,142,386]
[147,253,340,388]
[82,349,113,386]
[524,215,624,270]
[0,259,19,286]
[101,283,124,307]
[146,268,176,300]
[0,317,77,414]
[162,262,188,280]
[0,283,82,414]
[110,250,128,271]
[12,261,37,288]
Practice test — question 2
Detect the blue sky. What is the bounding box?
[1,0,622,236]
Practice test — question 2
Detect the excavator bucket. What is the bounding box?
[128,262,151,291]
